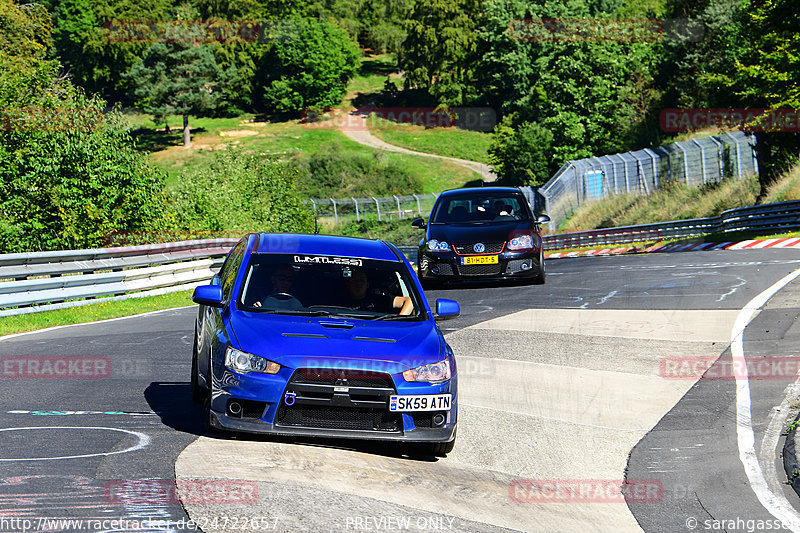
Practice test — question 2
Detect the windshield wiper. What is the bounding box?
[257,309,333,316]
[373,313,416,321]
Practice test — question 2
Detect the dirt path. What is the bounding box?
[339,109,497,182]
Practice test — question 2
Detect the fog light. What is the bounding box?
[227,401,242,418]
[432,413,446,426]
[521,261,531,271]
[431,266,440,274]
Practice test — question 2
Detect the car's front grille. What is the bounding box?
[276,405,400,431]
[293,368,394,389]
[457,263,503,276]
[454,242,504,254]
[275,368,402,433]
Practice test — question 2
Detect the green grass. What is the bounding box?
[347,54,401,98]
[0,291,194,336]
[369,116,492,164]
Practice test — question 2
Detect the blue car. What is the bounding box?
[190,233,460,456]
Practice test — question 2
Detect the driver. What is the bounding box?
[253,264,303,310]
[343,268,413,315]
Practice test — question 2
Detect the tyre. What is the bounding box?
[530,253,546,285]
[190,328,205,404]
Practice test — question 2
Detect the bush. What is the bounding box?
[0,61,169,252]
[261,17,361,114]
[488,117,555,187]
[291,143,423,198]
[170,149,314,234]
[333,218,420,247]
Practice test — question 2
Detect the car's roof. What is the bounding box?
[439,186,523,197]
[253,233,399,261]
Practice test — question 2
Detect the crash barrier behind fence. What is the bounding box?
[2,199,797,316]
[541,200,800,250]
[305,193,440,223]
[0,239,239,317]
[540,131,758,231]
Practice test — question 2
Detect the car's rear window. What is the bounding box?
[237,254,426,320]
[431,194,530,224]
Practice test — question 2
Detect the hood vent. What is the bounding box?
[319,321,356,330]
[353,336,396,343]
[282,333,328,339]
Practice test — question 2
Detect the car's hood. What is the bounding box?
[229,311,443,374]
[427,221,530,243]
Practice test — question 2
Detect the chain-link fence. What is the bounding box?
[305,193,440,223]
[540,131,758,231]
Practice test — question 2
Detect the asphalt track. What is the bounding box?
[2,249,800,531]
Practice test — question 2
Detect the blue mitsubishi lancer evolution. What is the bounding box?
[191,233,460,456]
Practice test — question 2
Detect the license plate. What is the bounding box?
[461,255,498,265]
[389,394,451,412]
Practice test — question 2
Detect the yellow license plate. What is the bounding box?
[462,255,499,265]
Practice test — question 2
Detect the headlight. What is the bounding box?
[508,234,535,250]
[426,240,450,252]
[403,360,451,383]
[225,347,280,374]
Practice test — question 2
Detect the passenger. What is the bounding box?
[342,268,413,315]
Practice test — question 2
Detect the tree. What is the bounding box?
[399,0,480,105]
[260,17,360,114]
[489,117,555,186]
[127,36,230,146]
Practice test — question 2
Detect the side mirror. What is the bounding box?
[435,298,460,320]
[536,214,550,224]
[411,218,426,229]
[193,285,224,308]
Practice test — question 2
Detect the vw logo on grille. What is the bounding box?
[474,243,485,253]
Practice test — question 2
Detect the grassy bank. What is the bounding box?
[0,291,194,336]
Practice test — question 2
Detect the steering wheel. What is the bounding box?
[266,292,295,301]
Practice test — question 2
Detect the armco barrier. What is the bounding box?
[0,239,238,317]
[2,200,799,316]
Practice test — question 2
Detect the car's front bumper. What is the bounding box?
[208,368,457,443]
[418,249,542,280]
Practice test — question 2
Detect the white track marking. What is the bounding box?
[0,306,195,343]
[733,268,800,530]
[0,426,150,461]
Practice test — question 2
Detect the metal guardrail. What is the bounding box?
[0,239,238,317]
[2,200,798,316]
[542,200,800,250]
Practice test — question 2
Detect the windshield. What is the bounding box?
[238,253,425,320]
[431,194,530,224]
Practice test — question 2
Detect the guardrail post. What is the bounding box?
[724,132,743,179]
[331,198,338,223]
[352,198,360,221]
[692,139,708,184]
[373,197,381,221]
[749,134,759,176]
[394,195,401,219]
[309,199,317,218]
[413,194,422,215]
